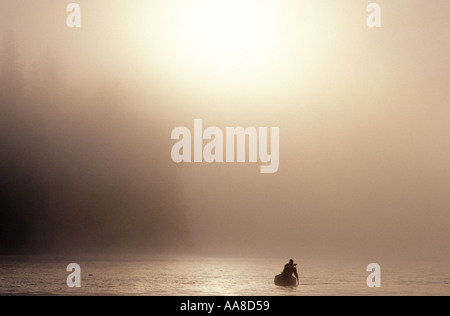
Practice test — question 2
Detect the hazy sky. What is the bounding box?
[1,0,449,261]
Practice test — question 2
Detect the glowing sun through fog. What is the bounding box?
[134,0,323,94]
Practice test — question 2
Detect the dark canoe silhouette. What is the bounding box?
[274,273,297,287]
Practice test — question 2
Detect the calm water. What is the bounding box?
[0,257,448,296]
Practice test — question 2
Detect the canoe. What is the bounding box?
[274,273,297,287]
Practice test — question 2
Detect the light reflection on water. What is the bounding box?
[0,257,448,296]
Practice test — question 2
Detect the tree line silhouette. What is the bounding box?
[0,31,189,255]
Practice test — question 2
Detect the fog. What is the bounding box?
[0,0,449,261]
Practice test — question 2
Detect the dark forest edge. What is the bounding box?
[0,31,190,255]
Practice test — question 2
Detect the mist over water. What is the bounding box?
[0,31,188,254]
[0,0,449,267]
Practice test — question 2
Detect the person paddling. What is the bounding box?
[282,259,299,285]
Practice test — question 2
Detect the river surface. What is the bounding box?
[0,257,448,296]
